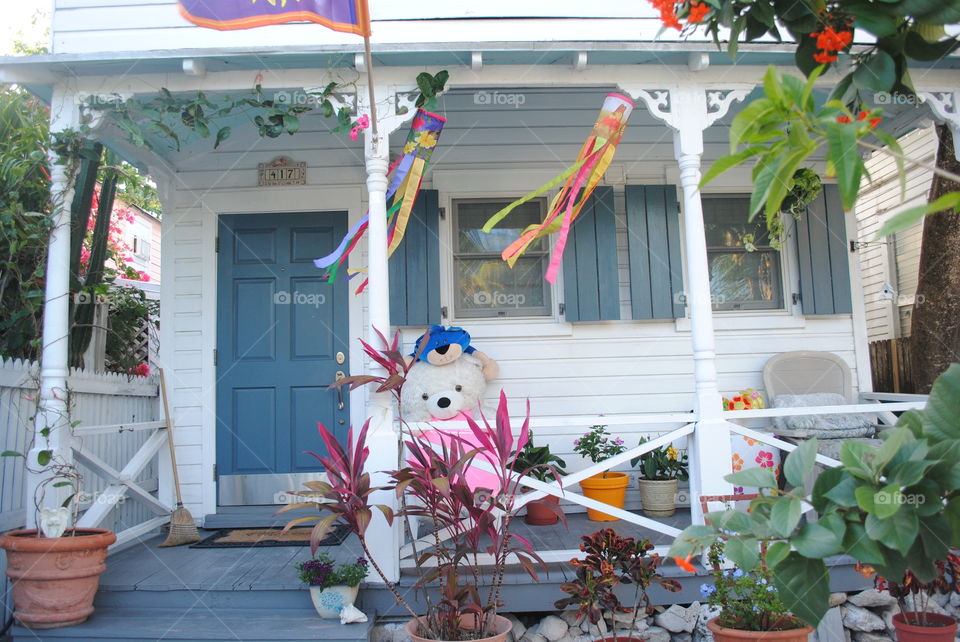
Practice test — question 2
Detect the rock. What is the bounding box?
[537,616,569,642]
[849,590,897,608]
[951,593,960,609]
[556,634,592,642]
[644,626,672,642]
[613,611,650,631]
[560,611,581,628]
[852,633,893,642]
[904,594,948,616]
[655,602,701,633]
[817,607,846,642]
[521,633,547,642]
[694,605,721,642]
[843,605,887,632]
[830,593,849,607]
[370,622,408,642]
[672,633,692,642]
[933,594,951,608]
[507,614,527,641]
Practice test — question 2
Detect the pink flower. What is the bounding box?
[755,451,774,468]
[349,126,361,141]
[356,114,370,129]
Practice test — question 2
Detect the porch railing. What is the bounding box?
[0,357,169,550]
[396,392,926,569]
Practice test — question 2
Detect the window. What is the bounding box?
[702,196,783,310]
[453,198,551,318]
[133,235,151,261]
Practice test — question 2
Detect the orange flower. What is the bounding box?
[814,51,839,64]
[648,0,682,30]
[687,2,710,23]
[837,115,851,124]
[674,555,696,573]
[869,117,882,129]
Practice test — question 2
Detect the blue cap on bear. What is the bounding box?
[411,325,476,362]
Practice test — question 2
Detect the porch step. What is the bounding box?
[203,505,316,528]
[11,607,375,642]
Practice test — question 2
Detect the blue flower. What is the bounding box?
[758,578,767,585]
[732,569,744,579]
[752,605,759,612]
[766,585,776,592]
[700,583,716,599]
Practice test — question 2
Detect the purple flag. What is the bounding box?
[178,0,370,36]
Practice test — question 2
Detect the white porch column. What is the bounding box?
[26,86,83,528]
[627,83,751,525]
[357,86,416,583]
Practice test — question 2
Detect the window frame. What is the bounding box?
[701,194,785,312]
[450,197,553,320]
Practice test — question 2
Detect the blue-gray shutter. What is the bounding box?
[625,185,685,319]
[795,184,852,315]
[389,189,441,326]
[561,186,620,322]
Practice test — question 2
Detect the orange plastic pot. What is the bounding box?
[707,618,813,642]
[893,612,958,642]
[0,528,116,629]
[579,472,629,521]
[405,614,511,642]
[524,494,562,526]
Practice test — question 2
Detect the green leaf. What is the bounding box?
[840,441,876,481]
[728,97,776,150]
[874,484,905,519]
[770,497,803,537]
[903,32,960,61]
[917,514,951,569]
[700,146,768,188]
[922,363,960,441]
[853,50,896,92]
[416,72,434,98]
[844,523,887,565]
[725,467,777,489]
[865,507,919,556]
[820,470,858,508]
[773,553,830,626]
[725,538,759,571]
[668,524,718,558]
[946,496,960,547]
[708,510,754,534]
[283,114,300,135]
[214,126,231,149]
[1,450,23,457]
[824,121,863,210]
[793,522,843,558]
[52,481,72,488]
[37,449,52,466]
[873,426,911,471]
[766,540,791,568]
[784,438,818,487]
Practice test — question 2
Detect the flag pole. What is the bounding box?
[363,34,378,138]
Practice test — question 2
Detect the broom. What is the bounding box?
[158,368,201,547]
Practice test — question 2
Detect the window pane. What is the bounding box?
[457,200,545,253]
[456,256,549,317]
[702,197,771,248]
[708,251,781,307]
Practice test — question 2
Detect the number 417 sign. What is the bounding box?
[258,156,306,186]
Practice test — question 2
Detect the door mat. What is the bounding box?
[190,524,350,548]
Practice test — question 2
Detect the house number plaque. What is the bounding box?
[258,156,306,186]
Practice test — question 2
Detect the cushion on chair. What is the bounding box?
[772,392,875,438]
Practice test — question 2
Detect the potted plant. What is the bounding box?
[513,431,568,525]
[555,528,681,640]
[0,450,116,629]
[296,552,369,619]
[573,425,629,521]
[631,438,688,517]
[873,552,959,642]
[699,541,812,642]
[281,332,545,642]
[669,363,960,629]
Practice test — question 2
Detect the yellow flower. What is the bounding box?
[666,446,678,461]
[416,132,437,148]
[403,141,417,154]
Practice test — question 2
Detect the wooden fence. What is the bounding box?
[869,337,915,394]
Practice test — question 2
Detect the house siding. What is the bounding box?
[854,125,935,340]
[156,87,860,517]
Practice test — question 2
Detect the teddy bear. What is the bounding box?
[399,326,499,422]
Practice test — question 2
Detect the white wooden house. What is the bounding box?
[1,3,955,637]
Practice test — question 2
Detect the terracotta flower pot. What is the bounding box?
[525,494,562,525]
[637,478,678,517]
[405,614,511,642]
[893,612,958,642]
[707,618,813,642]
[579,472,629,521]
[0,528,116,629]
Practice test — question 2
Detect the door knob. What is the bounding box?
[335,371,346,410]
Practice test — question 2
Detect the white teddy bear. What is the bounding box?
[400,352,491,422]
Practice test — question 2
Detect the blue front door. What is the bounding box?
[216,211,349,505]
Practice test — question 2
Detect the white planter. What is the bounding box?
[637,478,679,517]
[309,584,360,619]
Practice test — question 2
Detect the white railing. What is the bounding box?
[0,357,168,550]
[395,392,927,570]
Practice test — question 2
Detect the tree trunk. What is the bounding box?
[910,124,960,393]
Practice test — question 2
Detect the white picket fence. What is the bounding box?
[0,357,165,539]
